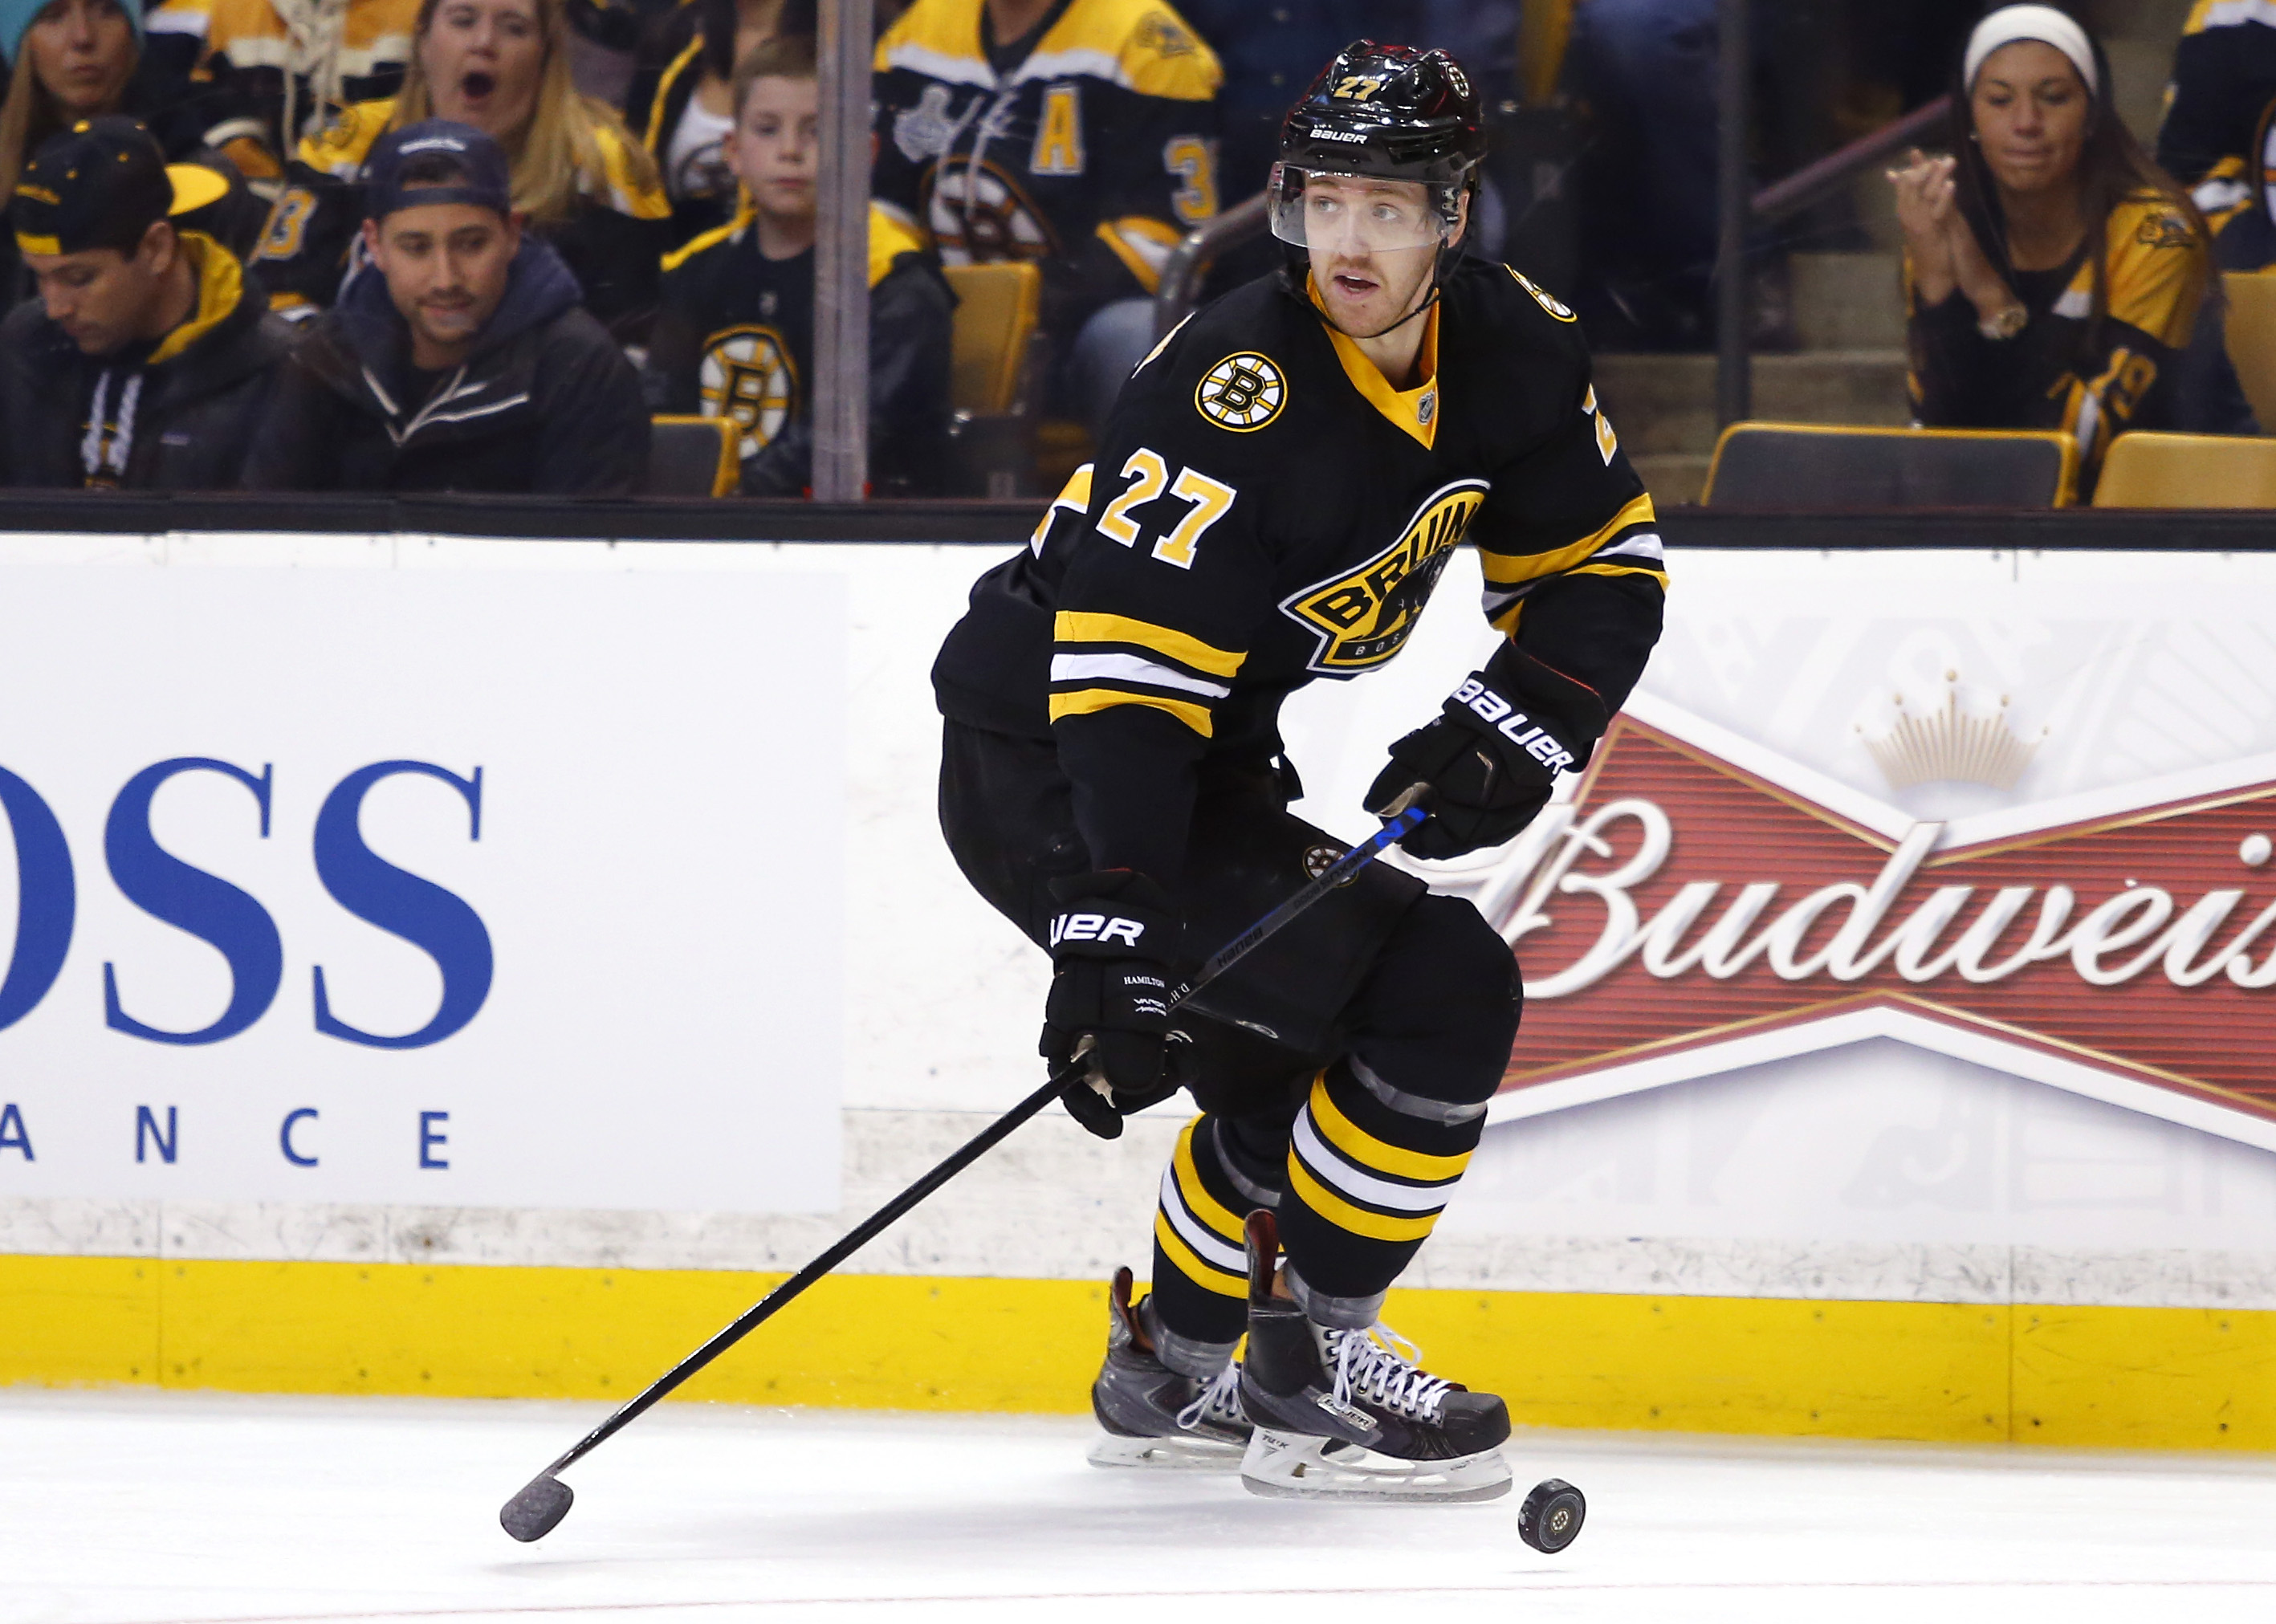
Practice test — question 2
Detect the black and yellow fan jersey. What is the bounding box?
[646,204,955,497]
[2159,0,2276,267]
[1905,194,2210,476]
[872,0,1222,340]
[931,257,1668,884]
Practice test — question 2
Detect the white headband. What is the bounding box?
[1965,5,2098,95]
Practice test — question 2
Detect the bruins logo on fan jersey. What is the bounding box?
[1280,479,1490,674]
[700,325,799,458]
[924,161,1059,263]
[1195,352,1286,430]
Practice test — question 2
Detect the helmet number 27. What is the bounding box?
[1333,75,1386,101]
[1096,447,1239,570]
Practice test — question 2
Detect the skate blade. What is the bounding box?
[1086,1430,1247,1471]
[1238,1426,1513,1504]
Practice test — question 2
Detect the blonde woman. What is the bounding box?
[252,0,670,335]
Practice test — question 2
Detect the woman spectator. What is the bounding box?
[254,0,671,336]
[0,0,269,288]
[1889,4,2214,482]
[625,0,797,246]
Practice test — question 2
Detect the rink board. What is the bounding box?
[5,535,2276,1453]
[6,1252,2274,1451]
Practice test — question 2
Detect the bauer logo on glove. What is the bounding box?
[1049,911,1150,949]
[1448,677,1578,772]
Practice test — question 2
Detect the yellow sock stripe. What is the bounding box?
[1153,1210,1248,1296]
[1285,1155,1442,1244]
[1172,1119,1247,1243]
[1476,493,1658,588]
[1568,561,1669,586]
[1305,1074,1473,1183]
[1052,613,1245,678]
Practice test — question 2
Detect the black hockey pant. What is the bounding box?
[938,721,1521,1370]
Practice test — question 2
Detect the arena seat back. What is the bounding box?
[2222,271,2276,430]
[649,415,739,497]
[1703,422,2079,507]
[2093,430,2276,508]
[943,262,1042,417]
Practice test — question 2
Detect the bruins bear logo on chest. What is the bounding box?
[1280,479,1490,674]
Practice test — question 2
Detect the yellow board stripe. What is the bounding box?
[1172,1120,1248,1242]
[1286,1156,1442,1243]
[1305,1076,1472,1182]
[1477,493,1658,588]
[1048,687,1213,736]
[1053,612,1244,678]
[1154,1211,1248,1296]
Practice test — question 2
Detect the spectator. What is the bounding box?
[1889,4,2212,485]
[252,0,670,336]
[1,116,289,486]
[624,0,795,246]
[646,34,951,497]
[143,0,418,154]
[246,118,649,490]
[2156,0,2276,258]
[872,0,1220,435]
[0,0,272,288]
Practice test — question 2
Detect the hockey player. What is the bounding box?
[930,42,1665,1500]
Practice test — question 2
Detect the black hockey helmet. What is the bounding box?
[1271,41,1486,252]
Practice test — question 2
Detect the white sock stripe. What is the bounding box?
[1158,1163,1247,1274]
[1291,1113,1456,1215]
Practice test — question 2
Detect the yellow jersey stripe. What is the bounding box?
[1476,492,1658,588]
[1094,218,1167,293]
[1048,687,1214,737]
[1285,1157,1442,1243]
[1053,613,1244,678]
[645,37,704,153]
[1306,1077,1473,1183]
[1172,1120,1247,1243]
[1154,1210,1248,1294]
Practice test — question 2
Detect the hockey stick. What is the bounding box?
[498,800,1427,1541]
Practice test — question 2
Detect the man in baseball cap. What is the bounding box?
[0,115,290,488]
[246,120,649,494]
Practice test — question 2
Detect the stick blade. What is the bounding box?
[500,1475,573,1542]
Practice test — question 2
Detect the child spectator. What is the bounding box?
[143,0,418,153]
[0,116,289,486]
[252,0,670,336]
[624,0,790,246]
[1889,4,2213,484]
[872,0,1219,433]
[246,118,649,490]
[645,33,951,496]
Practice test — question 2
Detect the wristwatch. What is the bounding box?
[1977,303,2028,340]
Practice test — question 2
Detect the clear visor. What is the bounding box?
[1269,165,1452,254]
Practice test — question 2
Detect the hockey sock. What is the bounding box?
[1146,1115,1268,1354]
[1276,1056,1486,1327]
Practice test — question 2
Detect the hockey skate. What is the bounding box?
[1236,1210,1513,1503]
[1086,1266,1251,1469]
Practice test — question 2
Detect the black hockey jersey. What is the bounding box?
[646,204,955,497]
[872,0,1222,341]
[931,258,1668,884]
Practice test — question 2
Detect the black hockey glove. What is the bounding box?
[1364,645,1608,861]
[1041,870,1187,1140]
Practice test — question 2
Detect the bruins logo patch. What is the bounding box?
[1196,352,1287,431]
[699,324,799,458]
[2134,212,2195,249]
[1509,267,1577,322]
[1280,478,1490,674]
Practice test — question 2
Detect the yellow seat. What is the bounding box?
[2092,430,2276,507]
[1704,422,2079,507]
[2223,271,2276,429]
[649,414,739,497]
[943,262,1042,416]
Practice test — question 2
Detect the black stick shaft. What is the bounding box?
[517,804,1426,1488]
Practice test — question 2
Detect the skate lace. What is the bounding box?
[1329,1325,1452,1423]
[1175,1362,1244,1431]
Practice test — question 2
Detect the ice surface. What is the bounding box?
[4,1388,2274,1622]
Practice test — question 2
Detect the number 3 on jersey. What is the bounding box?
[1097,447,1237,569]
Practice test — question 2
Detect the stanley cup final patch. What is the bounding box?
[1195,352,1288,431]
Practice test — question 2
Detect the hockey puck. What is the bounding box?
[1517,1477,1585,1553]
